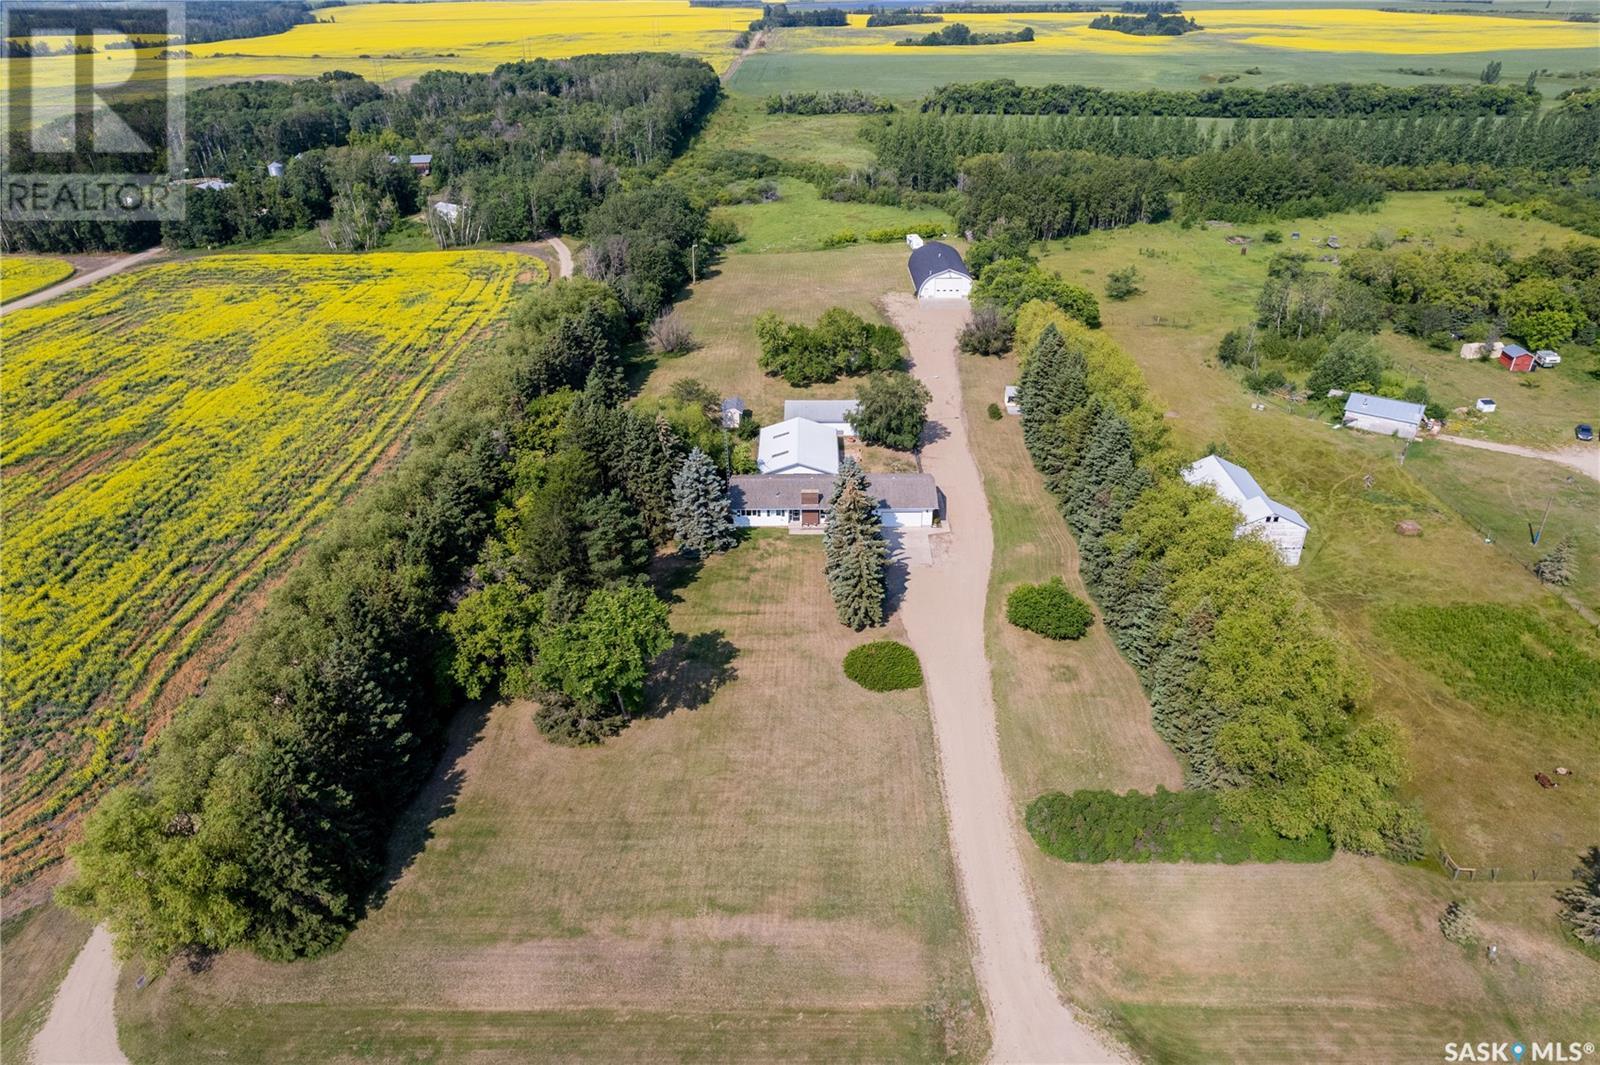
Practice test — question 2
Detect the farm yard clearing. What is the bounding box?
[112,534,986,1064]
[1,251,527,887]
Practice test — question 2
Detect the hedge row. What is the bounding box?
[1025,788,1334,864]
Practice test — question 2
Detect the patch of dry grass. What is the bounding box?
[116,533,985,1063]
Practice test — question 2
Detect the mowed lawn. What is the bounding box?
[954,349,1600,1064]
[116,533,986,1063]
[714,178,953,256]
[642,243,912,423]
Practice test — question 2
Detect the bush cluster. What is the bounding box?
[1012,303,1420,858]
[843,640,924,691]
[1006,577,1094,640]
[1025,788,1335,864]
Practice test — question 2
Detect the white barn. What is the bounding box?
[908,241,972,301]
[757,417,839,476]
[1182,455,1309,566]
[728,473,939,531]
[1342,392,1425,439]
[782,399,859,436]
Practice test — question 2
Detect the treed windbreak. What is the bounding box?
[1,53,722,254]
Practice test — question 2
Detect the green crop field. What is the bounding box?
[115,534,985,1063]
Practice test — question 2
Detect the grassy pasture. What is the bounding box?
[954,317,1600,1063]
[680,94,881,170]
[0,252,525,888]
[116,533,985,1063]
[713,177,954,255]
[1019,191,1599,873]
[0,255,73,303]
[0,901,92,1065]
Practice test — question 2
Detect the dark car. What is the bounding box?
[1578,424,1595,442]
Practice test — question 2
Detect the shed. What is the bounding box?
[757,417,840,476]
[1003,385,1021,416]
[728,472,939,530]
[266,160,285,178]
[783,399,859,436]
[908,241,972,301]
[408,153,433,175]
[1182,455,1308,566]
[1342,392,1426,439]
[906,233,925,250]
[1499,343,1536,373]
[720,396,746,430]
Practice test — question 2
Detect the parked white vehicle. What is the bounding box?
[1534,349,1561,368]
[1475,397,1497,413]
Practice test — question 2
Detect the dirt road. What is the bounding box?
[882,294,1121,1064]
[1435,434,1599,483]
[1,247,164,317]
[31,924,128,1065]
[546,236,574,279]
[721,30,765,84]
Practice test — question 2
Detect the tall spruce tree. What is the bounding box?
[671,447,737,556]
[823,466,887,630]
[624,413,685,544]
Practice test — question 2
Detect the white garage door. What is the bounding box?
[920,273,971,300]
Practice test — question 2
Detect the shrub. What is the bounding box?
[1006,577,1093,640]
[987,402,1003,420]
[820,229,858,248]
[1262,228,1283,243]
[843,640,923,691]
[1439,900,1480,946]
[958,301,1014,357]
[648,310,696,356]
[1025,787,1334,864]
[1105,266,1143,301]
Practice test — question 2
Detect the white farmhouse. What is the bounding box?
[1182,454,1309,566]
[757,417,839,476]
[908,240,972,301]
[728,473,939,531]
[782,399,859,436]
[1342,392,1426,439]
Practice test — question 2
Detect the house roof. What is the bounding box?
[409,153,433,164]
[1501,343,1531,357]
[1182,455,1307,530]
[728,473,939,512]
[783,399,858,424]
[1343,391,1425,426]
[757,417,839,475]
[908,241,971,288]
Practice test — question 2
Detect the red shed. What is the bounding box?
[1499,343,1536,372]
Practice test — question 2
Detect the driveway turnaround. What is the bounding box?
[883,293,1122,1064]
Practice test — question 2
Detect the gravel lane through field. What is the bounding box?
[546,236,574,279]
[31,924,127,1065]
[1,247,163,317]
[882,293,1122,1064]
[1434,434,1599,483]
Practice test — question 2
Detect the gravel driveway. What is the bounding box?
[882,293,1122,1064]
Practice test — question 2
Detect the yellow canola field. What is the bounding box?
[3,0,759,95]
[1,251,524,883]
[807,7,1600,55]
[0,255,74,303]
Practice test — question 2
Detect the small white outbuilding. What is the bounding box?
[1342,392,1426,439]
[1182,454,1309,566]
[782,399,859,437]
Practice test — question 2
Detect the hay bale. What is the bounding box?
[1395,520,1423,537]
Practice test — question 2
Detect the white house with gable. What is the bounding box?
[908,240,972,301]
[783,399,859,436]
[1182,454,1309,566]
[729,473,939,531]
[757,417,840,476]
